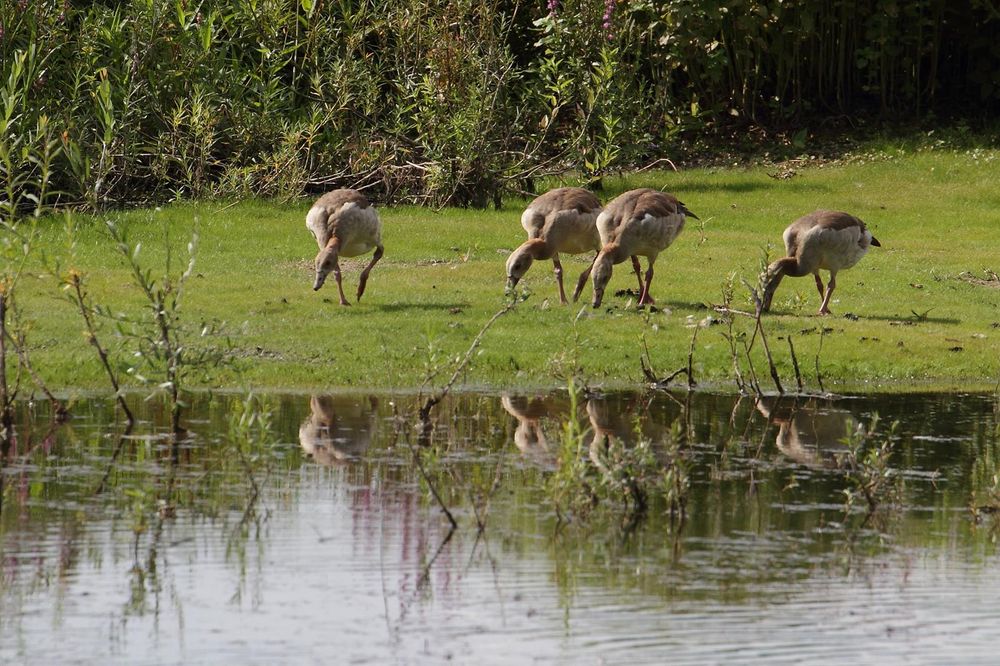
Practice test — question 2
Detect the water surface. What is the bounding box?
[2,389,999,663]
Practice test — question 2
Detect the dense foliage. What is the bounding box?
[2,0,999,211]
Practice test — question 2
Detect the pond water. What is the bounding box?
[2,388,999,664]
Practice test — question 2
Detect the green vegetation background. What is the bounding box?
[3,1,1000,211]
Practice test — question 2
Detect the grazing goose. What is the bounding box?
[591,188,697,308]
[761,210,880,315]
[505,187,605,304]
[306,189,384,306]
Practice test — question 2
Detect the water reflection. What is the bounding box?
[1,389,999,664]
[756,397,857,469]
[500,393,563,468]
[298,395,378,466]
[586,393,676,457]
[501,391,677,469]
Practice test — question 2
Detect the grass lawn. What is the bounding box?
[12,144,1000,394]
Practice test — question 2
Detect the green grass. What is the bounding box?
[12,145,1000,394]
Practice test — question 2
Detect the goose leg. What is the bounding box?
[356,245,384,302]
[818,272,836,315]
[813,272,825,300]
[333,258,350,306]
[631,256,644,295]
[552,253,568,304]
[572,254,598,303]
[639,259,656,305]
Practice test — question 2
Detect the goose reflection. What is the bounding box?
[756,397,857,469]
[500,393,565,469]
[299,395,378,466]
[587,395,669,467]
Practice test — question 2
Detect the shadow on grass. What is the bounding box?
[767,311,961,325]
[604,295,710,313]
[370,301,472,313]
[675,179,833,196]
[861,313,961,325]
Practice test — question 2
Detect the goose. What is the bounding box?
[505,187,610,304]
[591,188,697,308]
[761,210,880,315]
[307,189,383,305]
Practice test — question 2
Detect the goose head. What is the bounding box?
[505,244,535,291]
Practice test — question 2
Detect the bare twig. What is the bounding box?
[393,404,457,530]
[636,157,679,173]
[0,291,11,451]
[3,326,65,417]
[742,278,783,394]
[92,424,135,495]
[640,326,698,390]
[742,339,763,398]
[418,300,516,433]
[816,326,827,394]
[788,335,804,393]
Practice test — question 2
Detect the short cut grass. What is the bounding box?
[15,145,1000,394]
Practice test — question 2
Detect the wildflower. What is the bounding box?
[547,0,558,16]
[603,0,616,39]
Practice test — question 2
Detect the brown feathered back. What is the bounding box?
[529,187,601,216]
[313,189,370,211]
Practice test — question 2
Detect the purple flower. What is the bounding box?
[603,0,616,39]
[547,0,558,16]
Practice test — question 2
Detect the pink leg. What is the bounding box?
[332,258,350,306]
[552,254,568,304]
[817,272,836,315]
[631,256,643,294]
[813,272,825,300]
[356,245,384,302]
[572,255,597,303]
[639,260,656,305]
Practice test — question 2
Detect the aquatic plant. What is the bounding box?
[549,379,690,531]
[103,216,231,439]
[969,411,1000,525]
[836,414,902,518]
[55,214,133,424]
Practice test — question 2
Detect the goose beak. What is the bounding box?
[313,274,326,291]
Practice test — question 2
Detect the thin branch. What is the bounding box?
[419,300,516,424]
[641,326,698,390]
[92,424,135,495]
[788,334,804,393]
[69,272,134,424]
[815,326,827,394]
[393,405,457,530]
